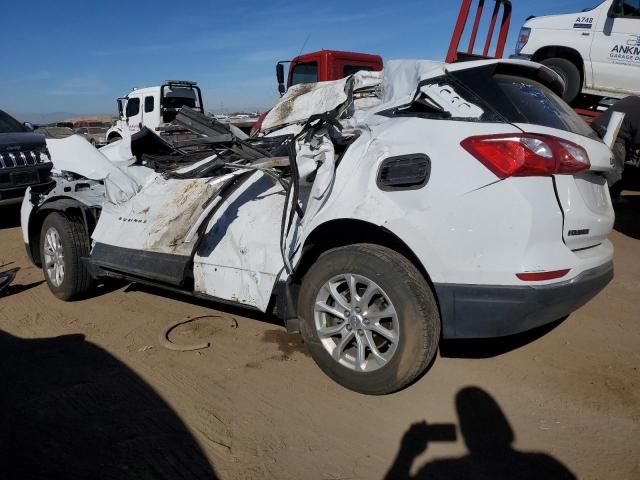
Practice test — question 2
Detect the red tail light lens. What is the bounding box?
[461,134,590,179]
[516,269,570,281]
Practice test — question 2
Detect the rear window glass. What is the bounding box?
[492,75,597,138]
[450,69,597,139]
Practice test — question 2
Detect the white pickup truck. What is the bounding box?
[513,0,640,102]
[106,80,204,143]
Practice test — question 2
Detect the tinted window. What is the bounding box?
[125,98,140,117]
[612,0,640,16]
[145,96,155,113]
[451,69,597,139]
[493,75,597,138]
[291,62,318,86]
[0,110,26,134]
[343,65,374,76]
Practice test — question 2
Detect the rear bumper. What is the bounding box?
[435,261,614,339]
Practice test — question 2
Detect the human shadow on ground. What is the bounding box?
[0,330,219,480]
[384,386,576,480]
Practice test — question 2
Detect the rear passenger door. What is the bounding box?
[591,0,640,94]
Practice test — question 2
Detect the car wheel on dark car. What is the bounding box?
[298,244,440,395]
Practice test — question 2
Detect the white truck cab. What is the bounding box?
[514,0,640,102]
[106,80,204,143]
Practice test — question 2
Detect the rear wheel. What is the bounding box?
[541,57,581,103]
[107,134,122,144]
[40,212,94,300]
[298,244,440,395]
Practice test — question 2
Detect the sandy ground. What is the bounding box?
[0,200,638,480]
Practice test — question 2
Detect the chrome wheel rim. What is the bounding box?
[43,227,65,287]
[314,274,400,372]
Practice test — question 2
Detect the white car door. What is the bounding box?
[591,0,640,95]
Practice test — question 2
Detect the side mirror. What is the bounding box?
[23,122,34,131]
[276,63,286,96]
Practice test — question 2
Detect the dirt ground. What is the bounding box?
[1,199,638,480]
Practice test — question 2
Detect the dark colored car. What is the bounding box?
[0,110,53,206]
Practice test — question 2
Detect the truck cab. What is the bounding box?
[251,50,383,135]
[514,0,640,102]
[276,50,383,94]
[106,81,204,143]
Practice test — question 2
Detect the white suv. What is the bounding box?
[21,59,615,394]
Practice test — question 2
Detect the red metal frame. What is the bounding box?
[446,0,512,63]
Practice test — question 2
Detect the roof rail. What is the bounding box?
[446,0,512,63]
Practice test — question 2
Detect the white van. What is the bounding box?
[513,0,640,102]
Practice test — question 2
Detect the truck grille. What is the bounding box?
[0,150,51,169]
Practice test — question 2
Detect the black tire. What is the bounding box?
[40,212,94,300]
[298,244,440,395]
[107,135,121,144]
[541,57,581,103]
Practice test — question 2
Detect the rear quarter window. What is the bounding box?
[492,74,597,139]
[450,68,598,139]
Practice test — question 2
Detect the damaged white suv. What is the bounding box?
[21,59,615,394]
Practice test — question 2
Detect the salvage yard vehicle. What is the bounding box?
[251,50,383,134]
[512,0,640,103]
[74,126,108,147]
[21,59,616,394]
[0,110,53,206]
[106,80,204,143]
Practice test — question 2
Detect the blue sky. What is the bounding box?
[0,0,592,115]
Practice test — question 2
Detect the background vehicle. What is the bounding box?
[251,50,383,134]
[22,59,615,394]
[34,125,75,139]
[106,80,204,143]
[75,126,108,147]
[275,50,383,95]
[512,0,640,109]
[0,110,52,206]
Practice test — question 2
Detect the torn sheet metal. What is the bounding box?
[194,172,286,311]
[418,84,484,118]
[262,79,350,131]
[381,59,446,105]
[46,136,145,205]
[92,172,242,256]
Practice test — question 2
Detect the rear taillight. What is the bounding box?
[461,134,590,179]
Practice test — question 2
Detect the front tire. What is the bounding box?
[298,244,440,395]
[40,212,94,300]
[541,57,581,103]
